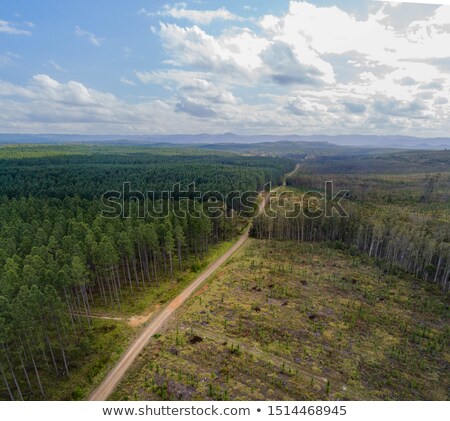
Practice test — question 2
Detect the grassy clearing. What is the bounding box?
[112,239,449,401]
[92,238,240,317]
[43,319,134,400]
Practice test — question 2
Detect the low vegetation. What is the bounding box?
[112,239,449,401]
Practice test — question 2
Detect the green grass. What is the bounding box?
[92,238,241,317]
[42,319,134,400]
[112,239,449,401]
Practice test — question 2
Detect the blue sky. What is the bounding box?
[0,1,449,136]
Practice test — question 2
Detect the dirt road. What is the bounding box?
[283,163,300,186]
[88,193,270,401]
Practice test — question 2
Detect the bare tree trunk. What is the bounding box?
[177,239,182,270]
[80,286,91,327]
[18,350,32,392]
[137,243,147,288]
[0,362,14,400]
[2,343,23,400]
[168,251,174,281]
[26,339,44,398]
[125,256,134,295]
[52,316,69,377]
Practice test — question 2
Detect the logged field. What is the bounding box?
[112,239,449,401]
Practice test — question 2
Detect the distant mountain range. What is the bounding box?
[0,133,449,150]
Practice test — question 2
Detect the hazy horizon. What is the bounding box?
[2,132,450,150]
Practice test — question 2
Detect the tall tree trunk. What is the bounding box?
[0,362,14,401]
[2,343,23,400]
[80,286,91,327]
[137,243,146,288]
[26,339,44,398]
[18,350,32,392]
[168,250,174,281]
[123,257,133,295]
[143,248,152,285]
[52,316,69,377]
[177,239,182,270]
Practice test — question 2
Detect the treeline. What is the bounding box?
[286,172,450,205]
[0,193,240,400]
[0,146,293,200]
[251,202,450,292]
[294,150,450,175]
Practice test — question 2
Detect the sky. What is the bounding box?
[0,0,450,136]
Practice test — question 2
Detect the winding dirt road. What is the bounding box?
[88,193,271,401]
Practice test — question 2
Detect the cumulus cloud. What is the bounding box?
[75,26,104,46]
[343,101,367,114]
[0,75,138,125]
[261,41,326,86]
[2,1,450,136]
[397,76,418,86]
[136,69,238,102]
[175,97,217,118]
[412,57,450,73]
[373,97,428,119]
[136,69,239,120]
[0,74,235,134]
[157,23,267,83]
[285,97,315,116]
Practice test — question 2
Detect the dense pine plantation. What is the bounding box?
[0,145,292,199]
[0,145,294,400]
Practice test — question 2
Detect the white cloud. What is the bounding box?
[149,1,450,134]
[260,40,331,86]
[75,26,104,46]
[120,77,136,86]
[46,60,67,72]
[2,2,450,136]
[0,19,32,35]
[0,52,20,67]
[136,69,239,120]
[140,3,242,25]
[158,23,268,83]
[175,97,217,118]
[136,69,209,86]
[0,74,236,134]
[285,96,327,116]
[376,0,450,5]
